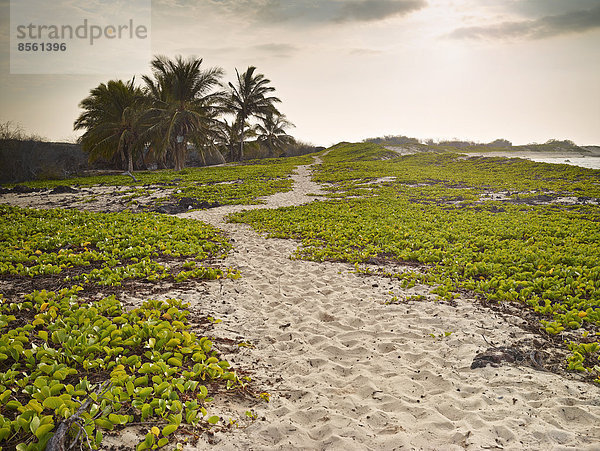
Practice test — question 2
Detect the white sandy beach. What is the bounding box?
[175,159,600,450]
[2,158,600,450]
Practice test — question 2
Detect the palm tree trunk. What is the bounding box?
[173,146,179,171]
[127,149,134,173]
[200,147,206,166]
[238,114,246,161]
[174,141,185,171]
[119,147,126,171]
[239,126,244,162]
[268,137,274,157]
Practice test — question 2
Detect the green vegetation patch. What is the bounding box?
[7,156,314,210]
[0,204,262,449]
[0,205,237,290]
[0,288,248,450]
[156,156,312,208]
[231,143,600,383]
[315,143,600,198]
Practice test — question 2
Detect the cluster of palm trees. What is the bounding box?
[74,55,294,172]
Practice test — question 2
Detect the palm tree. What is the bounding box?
[74,79,147,173]
[227,66,281,161]
[210,118,238,162]
[143,55,225,171]
[255,112,295,157]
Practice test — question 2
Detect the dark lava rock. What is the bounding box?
[147,198,221,214]
[11,185,44,194]
[471,348,521,369]
[177,197,221,210]
[471,345,549,372]
[50,185,78,194]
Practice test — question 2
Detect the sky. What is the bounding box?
[1,0,599,147]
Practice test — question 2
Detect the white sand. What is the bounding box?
[3,158,600,449]
[0,184,175,212]
[175,158,600,450]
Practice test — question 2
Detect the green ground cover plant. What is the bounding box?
[0,205,237,288]
[5,156,313,209]
[231,143,600,382]
[0,205,258,449]
[0,289,246,450]
[316,143,600,198]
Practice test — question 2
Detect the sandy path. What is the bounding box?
[175,157,600,450]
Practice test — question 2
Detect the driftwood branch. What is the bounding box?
[121,171,139,183]
[46,381,112,451]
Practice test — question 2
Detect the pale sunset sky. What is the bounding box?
[1,0,599,146]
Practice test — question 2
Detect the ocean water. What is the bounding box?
[525,156,600,170]
[463,153,600,170]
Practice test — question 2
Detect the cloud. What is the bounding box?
[173,47,238,56]
[252,43,298,57]
[173,43,298,59]
[449,4,600,41]
[205,0,426,26]
[509,0,600,18]
[348,47,383,56]
[336,0,426,23]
